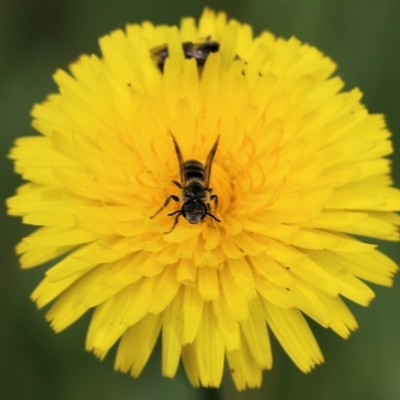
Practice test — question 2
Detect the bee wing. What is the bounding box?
[184,41,220,60]
[170,134,186,183]
[150,44,169,71]
[150,44,169,57]
[204,136,220,188]
[182,42,194,57]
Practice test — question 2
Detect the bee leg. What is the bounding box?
[164,210,182,234]
[210,194,218,212]
[207,203,216,230]
[207,202,221,229]
[172,180,183,189]
[209,194,221,224]
[151,195,180,219]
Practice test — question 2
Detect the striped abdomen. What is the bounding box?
[183,159,205,183]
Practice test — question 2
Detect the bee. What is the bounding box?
[151,40,220,72]
[151,134,221,234]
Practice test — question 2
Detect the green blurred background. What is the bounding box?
[1,1,400,399]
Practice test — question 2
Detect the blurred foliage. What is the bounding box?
[1,1,400,399]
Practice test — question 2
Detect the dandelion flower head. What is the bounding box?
[7,8,400,390]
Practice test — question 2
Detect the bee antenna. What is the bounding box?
[207,213,221,222]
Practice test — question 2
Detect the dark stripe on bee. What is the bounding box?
[183,160,205,181]
[151,41,220,72]
[182,41,220,67]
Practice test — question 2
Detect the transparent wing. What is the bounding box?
[204,136,220,188]
[170,133,186,183]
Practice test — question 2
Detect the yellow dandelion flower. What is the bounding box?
[7,8,400,390]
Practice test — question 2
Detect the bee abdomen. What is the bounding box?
[184,160,205,181]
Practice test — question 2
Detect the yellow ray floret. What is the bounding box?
[7,7,400,390]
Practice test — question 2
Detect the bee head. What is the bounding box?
[182,200,207,224]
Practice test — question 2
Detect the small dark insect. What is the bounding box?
[151,134,221,234]
[151,40,220,72]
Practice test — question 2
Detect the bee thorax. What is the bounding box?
[182,181,207,200]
